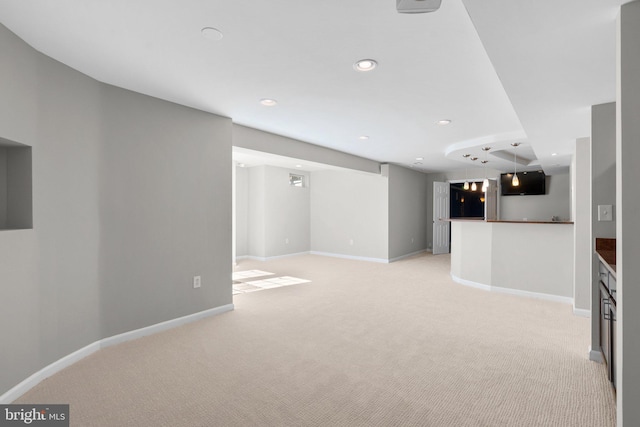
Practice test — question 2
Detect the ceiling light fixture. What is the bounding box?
[511,143,521,187]
[238,163,246,168]
[260,98,277,106]
[295,164,302,168]
[552,153,558,156]
[481,147,491,192]
[201,27,224,41]
[437,119,452,125]
[471,182,477,192]
[416,157,424,161]
[359,135,369,140]
[354,59,377,72]
[462,154,470,190]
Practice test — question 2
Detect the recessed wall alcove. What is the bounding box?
[0,136,32,230]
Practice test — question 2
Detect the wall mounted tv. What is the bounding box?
[500,170,546,196]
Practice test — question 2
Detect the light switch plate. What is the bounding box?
[598,205,613,221]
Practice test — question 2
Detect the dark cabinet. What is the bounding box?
[599,261,616,390]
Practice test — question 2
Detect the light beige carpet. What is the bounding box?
[15,254,616,426]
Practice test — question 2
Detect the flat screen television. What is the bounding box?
[501,170,546,196]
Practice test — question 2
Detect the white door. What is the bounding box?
[484,179,498,221]
[433,181,450,255]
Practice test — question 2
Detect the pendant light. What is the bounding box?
[462,154,470,190]
[511,143,521,187]
[481,147,491,192]
[469,156,478,191]
[481,160,489,192]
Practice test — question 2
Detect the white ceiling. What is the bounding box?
[0,0,627,173]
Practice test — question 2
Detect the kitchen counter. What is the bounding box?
[595,238,616,276]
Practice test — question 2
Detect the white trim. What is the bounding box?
[0,341,102,404]
[241,252,310,262]
[309,251,389,264]
[0,304,234,404]
[589,346,604,363]
[389,249,426,263]
[573,308,591,318]
[450,273,573,305]
[100,304,234,348]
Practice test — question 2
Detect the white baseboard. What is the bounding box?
[0,341,102,405]
[309,251,389,264]
[450,273,574,305]
[573,308,591,318]
[0,303,234,404]
[589,346,604,363]
[100,304,234,348]
[240,252,310,262]
[389,249,426,263]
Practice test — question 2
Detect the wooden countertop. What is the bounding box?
[596,238,616,276]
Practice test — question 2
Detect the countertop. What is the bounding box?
[596,238,616,276]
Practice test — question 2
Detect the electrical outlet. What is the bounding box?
[349,238,354,246]
[411,237,415,243]
[285,238,289,244]
[193,276,201,288]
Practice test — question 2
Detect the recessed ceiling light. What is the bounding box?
[201,27,224,41]
[295,164,302,168]
[413,162,423,165]
[436,119,452,125]
[416,157,424,161]
[358,135,369,140]
[260,98,277,106]
[354,59,378,72]
[238,163,246,168]
[552,153,558,156]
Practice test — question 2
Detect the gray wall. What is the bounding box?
[572,138,591,313]
[263,166,310,257]
[617,3,640,424]
[244,165,310,259]
[0,23,102,395]
[248,166,266,257]
[235,165,249,257]
[0,148,6,226]
[99,85,232,338]
[310,169,388,260]
[500,173,571,222]
[592,103,616,239]
[233,125,380,174]
[0,23,232,396]
[387,164,429,260]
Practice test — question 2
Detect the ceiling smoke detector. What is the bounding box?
[396,0,442,14]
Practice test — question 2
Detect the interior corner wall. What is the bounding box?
[247,166,267,258]
[387,164,428,260]
[263,166,310,258]
[572,138,591,312]
[235,165,249,257]
[0,23,233,396]
[310,169,388,260]
[99,85,232,338]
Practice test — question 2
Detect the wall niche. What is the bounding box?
[0,136,32,230]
